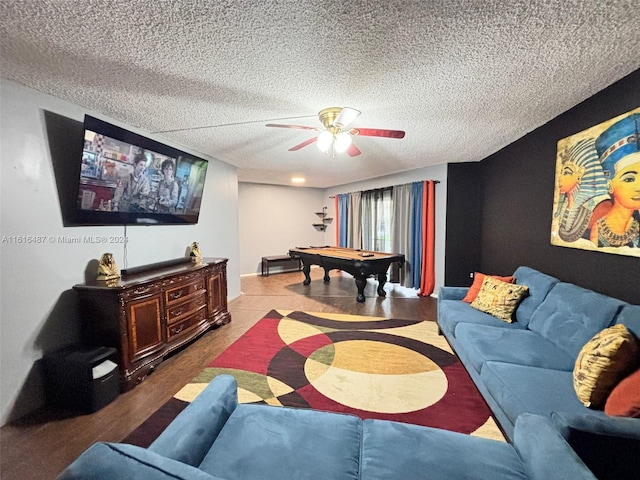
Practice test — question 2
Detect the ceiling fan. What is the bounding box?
[266,107,405,157]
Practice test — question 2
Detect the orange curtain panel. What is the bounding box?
[419,180,436,296]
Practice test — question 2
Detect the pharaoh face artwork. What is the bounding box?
[559,161,585,195]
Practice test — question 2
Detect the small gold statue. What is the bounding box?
[97,253,120,280]
[189,241,202,263]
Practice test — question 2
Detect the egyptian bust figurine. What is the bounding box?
[190,241,203,262]
[97,253,120,280]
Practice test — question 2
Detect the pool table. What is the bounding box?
[288,246,405,302]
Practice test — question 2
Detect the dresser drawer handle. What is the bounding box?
[171,325,184,334]
[169,291,184,299]
[133,286,151,295]
[171,308,184,317]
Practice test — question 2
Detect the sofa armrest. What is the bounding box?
[550,411,640,480]
[58,442,227,480]
[438,286,469,301]
[513,413,596,480]
[149,374,238,467]
[551,410,640,440]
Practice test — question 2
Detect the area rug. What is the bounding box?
[124,309,503,446]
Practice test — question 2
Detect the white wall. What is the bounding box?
[238,183,325,275]
[323,165,449,295]
[0,80,241,424]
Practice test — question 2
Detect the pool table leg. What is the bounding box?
[302,264,311,285]
[322,268,331,283]
[376,273,387,297]
[355,277,367,303]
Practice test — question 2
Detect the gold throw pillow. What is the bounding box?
[470,276,529,322]
[573,324,639,409]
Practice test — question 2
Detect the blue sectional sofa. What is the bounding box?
[58,375,598,480]
[438,266,640,479]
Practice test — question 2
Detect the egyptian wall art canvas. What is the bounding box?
[551,108,640,257]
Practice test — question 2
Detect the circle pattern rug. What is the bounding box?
[124,310,503,447]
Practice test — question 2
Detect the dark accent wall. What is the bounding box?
[446,69,639,304]
[445,162,483,286]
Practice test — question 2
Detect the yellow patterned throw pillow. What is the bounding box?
[573,324,639,409]
[470,276,529,322]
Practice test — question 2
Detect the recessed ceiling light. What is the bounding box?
[291,177,305,183]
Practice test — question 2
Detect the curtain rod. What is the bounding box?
[328,180,440,198]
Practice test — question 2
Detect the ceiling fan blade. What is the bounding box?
[346,142,361,157]
[350,128,405,139]
[288,137,317,151]
[333,107,361,129]
[266,123,318,131]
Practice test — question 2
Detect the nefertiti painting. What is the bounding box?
[551,107,640,258]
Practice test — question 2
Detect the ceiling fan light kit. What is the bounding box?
[316,130,352,154]
[317,131,334,151]
[266,107,406,157]
[333,132,352,153]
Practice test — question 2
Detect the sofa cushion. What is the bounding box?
[438,299,526,339]
[527,283,626,359]
[605,367,640,417]
[470,277,529,322]
[614,304,640,338]
[58,442,226,480]
[512,267,560,327]
[438,286,469,301]
[149,375,238,467]
[361,419,528,480]
[480,361,588,425]
[573,324,639,409]
[455,324,576,374]
[463,272,515,303]
[199,404,361,480]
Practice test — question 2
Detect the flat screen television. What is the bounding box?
[75,115,208,225]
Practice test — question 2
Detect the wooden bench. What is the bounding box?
[261,255,302,276]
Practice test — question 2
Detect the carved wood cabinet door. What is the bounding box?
[207,267,228,324]
[124,292,164,364]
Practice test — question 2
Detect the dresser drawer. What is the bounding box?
[166,292,207,323]
[122,281,162,301]
[166,307,207,339]
[165,279,205,305]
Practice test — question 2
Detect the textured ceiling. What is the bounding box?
[1,1,639,188]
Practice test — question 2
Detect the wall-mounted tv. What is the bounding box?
[75,115,208,226]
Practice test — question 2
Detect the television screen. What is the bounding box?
[75,115,208,225]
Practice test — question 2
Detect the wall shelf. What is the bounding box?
[313,206,332,231]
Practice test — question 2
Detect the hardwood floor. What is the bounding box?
[0,269,437,480]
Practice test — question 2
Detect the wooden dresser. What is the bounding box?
[73,257,230,390]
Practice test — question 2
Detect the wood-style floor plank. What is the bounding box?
[0,269,437,480]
